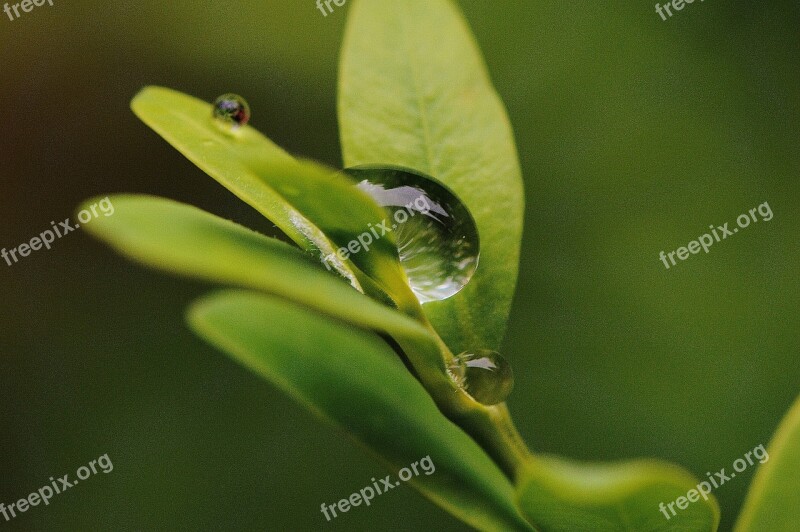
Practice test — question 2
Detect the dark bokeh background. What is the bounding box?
[1,1,797,530]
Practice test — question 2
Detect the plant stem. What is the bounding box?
[393,308,533,483]
[445,395,532,482]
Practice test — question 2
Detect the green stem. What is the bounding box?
[394,302,533,482]
[443,389,532,482]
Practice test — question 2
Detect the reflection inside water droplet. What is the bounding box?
[212,93,250,130]
[448,349,513,405]
[344,165,480,303]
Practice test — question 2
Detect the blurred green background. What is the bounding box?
[1,1,797,530]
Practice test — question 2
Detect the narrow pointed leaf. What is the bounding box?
[131,86,416,308]
[517,455,719,531]
[735,393,800,532]
[339,0,524,353]
[188,290,534,531]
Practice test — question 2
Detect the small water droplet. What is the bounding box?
[448,349,513,405]
[344,165,480,303]
[212,94,250,130]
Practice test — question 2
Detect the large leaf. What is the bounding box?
[131,86,416,309]
[339,0,524,353]
[81,195,442,372]
[735,393,800,531]
[517,455,720,531]
[188,290,534,531]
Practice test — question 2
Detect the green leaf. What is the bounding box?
[130,86,416,309]
[517,455,719,531]
[80,194,442,371]
[338,0,524,353]
[188,290,534,531]
[735,393,800,532]
[82,194,532,482]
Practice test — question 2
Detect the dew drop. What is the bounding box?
[212,94,250,130]
[344,165,480,303]
[448,349,513,405]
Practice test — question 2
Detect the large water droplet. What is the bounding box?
[212,94,250,130]
[344,165,479,303]
[448,349,513,405]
